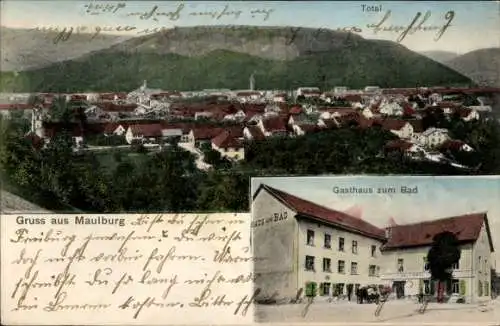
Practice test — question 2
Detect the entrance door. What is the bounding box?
[393,281,406,299]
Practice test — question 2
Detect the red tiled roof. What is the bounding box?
[341,94,363,102]
[160,122,195,134]
[407,119,424,133]
[382,213,491,250]
[455,107,473,118]
[439,139,468,151]
[297,124,319,134]
[0,103,31,110]
[191,126,224,140]
[98,102,137,112]
[381,119,409,131]
[236,91,261,97]
[103,123,120,134]
[289,106,303,115]
[262,116,287,132]
[319,118,339,129]
[129,124,162,137]
[70,94,87,101]
[402,102,416,116]
[245,125,266,140]
[254,185,385,240]
[212,130,243,149]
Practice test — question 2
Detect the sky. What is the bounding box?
[1,1,499,54]
[251,176,500,267]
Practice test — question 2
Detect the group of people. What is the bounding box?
[355,285,392,304]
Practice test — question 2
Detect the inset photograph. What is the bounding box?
[251,176,500,323]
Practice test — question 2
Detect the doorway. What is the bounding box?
[393,281,406,299]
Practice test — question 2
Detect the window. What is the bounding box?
[321,282,331,296]
[352,241,358,254]
[307,230,315,246]
[323,258,331,272]
[424,257,430,271]
[371,245,377,257]
[376,266,380,276]
[338,260,345,274]
[369,265,377,276]
[305,255,315,271]
[338,237,345,251]
[424,280,431,294]
[452,261,459,270]
[478,256,482,273]
[351,262,358,275]
[324,233,331,248]
[397,258,404,272]
[452,279,460,294]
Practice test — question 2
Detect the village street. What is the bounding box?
[254,298,500,324]
[178,142,212,170]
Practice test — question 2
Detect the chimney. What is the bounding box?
[385,227,392,239]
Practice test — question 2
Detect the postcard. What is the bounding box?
[251,175,500,324]
[1,0,500,325]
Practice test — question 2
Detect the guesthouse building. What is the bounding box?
[252,184,495,303]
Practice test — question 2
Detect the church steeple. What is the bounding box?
[249,73,255,91]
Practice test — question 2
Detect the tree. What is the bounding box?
[427,232,461,303]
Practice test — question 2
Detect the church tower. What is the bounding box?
[249,73,255,91]
[31,106,44,138]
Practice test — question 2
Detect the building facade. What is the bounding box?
[379,214,494,303]
[252,184,495,303]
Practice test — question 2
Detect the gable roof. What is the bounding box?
[382,212,494,251]
[128,124,163,137]
[253,184,385,240]
[381,119,410,131]
[191,126,224,140]
[245,125,266,140]
[212,130,243,149]
[262,116,287,132]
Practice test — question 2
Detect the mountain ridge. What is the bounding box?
[0,26,473,92]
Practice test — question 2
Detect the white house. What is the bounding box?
[379,101,404,116]
[211,130,245,161]
[418,128,450,147]
[379,212,494,303]
[104,123,127,136]
[457,108,480,122]
[297,87,321,97]
[235,91,262,103]
[125,124,163,144]
[381,120,414,140]
[252,184,495,303]
[252,184,387,301]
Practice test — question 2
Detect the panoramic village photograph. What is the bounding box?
[251,176,500,323]
[0,0,499,215]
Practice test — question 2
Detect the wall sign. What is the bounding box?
[251,211,288,228]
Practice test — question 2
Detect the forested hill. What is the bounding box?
[0,26,472,92]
